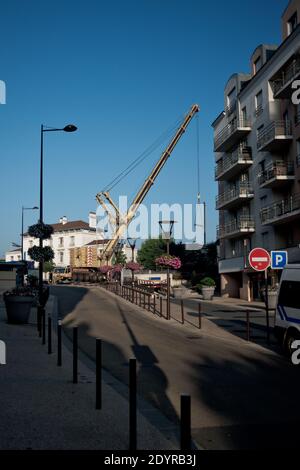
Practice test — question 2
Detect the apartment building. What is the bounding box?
[212,0,300,300]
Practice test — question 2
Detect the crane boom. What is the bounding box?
[99,104,199,262]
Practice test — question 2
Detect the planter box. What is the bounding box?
[201,286,215,301]
[4,295,34,324]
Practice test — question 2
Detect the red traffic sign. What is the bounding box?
[249,248,270,271]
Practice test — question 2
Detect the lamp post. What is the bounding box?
[159,220,175,320]
[38,124,77,332]
[127,238,138,285]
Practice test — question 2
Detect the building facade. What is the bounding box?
[213,0,300,300]
[23,212,97,268]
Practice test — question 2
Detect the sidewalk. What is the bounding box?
[0,296,179,450]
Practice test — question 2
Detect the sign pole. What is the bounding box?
[265,269,270,345]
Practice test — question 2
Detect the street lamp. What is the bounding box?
[38,124,77,331]
[158,220,175,320]
[127,237,138,285]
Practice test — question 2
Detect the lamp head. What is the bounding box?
[63,124,77,133]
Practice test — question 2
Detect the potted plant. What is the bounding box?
[155,255,182,270]
[3,287,35,324]
[197,277,216,300]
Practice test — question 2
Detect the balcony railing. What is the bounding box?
[225,100,237,116]
[214,116,251,152]
[271,58,300,99]
[215,146,252,180]
[260,193,300,225]
[217,216,255,239]
[258,161,295,187]
[257,120,293,152]
[216,183,254,210]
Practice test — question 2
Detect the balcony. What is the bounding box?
[258,161,295,188]
[257,120,293,152]
[215,146,253,181]
[260,193,300,225]
[217,217,255,239]
[216,183,254,210]
[214,116,252,153]
[225,100,237,117]
[271,57,300,99]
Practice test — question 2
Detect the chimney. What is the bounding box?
[60,216,68,225]
[89,211,96,229]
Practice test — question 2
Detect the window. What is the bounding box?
[278,280,300,309]
[226,87,237,115]
[260,195,267,206]
[254,56,262,74]
[29,240,33,248]
[297,139,300,166]
[257,124,264,140]
[70,236,75,247]
[287,12,298,36]
[241,106,247,122]
[255,91,263,116]
[59,237,64,247]
[59,252,64,263]
[262,232,269,250]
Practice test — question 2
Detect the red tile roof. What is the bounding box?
[84,239,110,246]
[51,220,95,232]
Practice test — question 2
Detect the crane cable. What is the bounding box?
[101,113,185,193]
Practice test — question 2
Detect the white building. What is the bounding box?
[23,212,97,268]
[5,247,22,263]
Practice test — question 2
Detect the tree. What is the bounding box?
[43,260,56,273]
[112,251,127,266]
[137,238,167,270]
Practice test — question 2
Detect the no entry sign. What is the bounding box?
[249,248,270,271]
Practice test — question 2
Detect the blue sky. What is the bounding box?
[0,0,287,256]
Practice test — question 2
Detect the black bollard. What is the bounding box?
[96,338,102,410]
[48,316,52,354]
[57,319,62,366]
[129,358,137,450]
[180,394,191,450]
[73,327,78,384]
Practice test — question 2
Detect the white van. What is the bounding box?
[275,264,300,355]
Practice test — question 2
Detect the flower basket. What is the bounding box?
[99,265,113,275]
[28,246,54,262]
[28,223,54,240]
[155,255,181,270]
[125,262,142,272]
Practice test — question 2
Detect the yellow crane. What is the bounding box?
[96,104,199,264]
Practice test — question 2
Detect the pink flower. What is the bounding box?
[155,255,181,270]
[126,262,142,272]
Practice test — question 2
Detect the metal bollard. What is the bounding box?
[246,310,250,342]
[160,297,162,317]
[73,327,78,384]
[57,319,62,367]
[48,316,52,354]
[180,394,191,451]
[198,303,202,329]
[181,300,184,324]
[153,295,156,314]
[96,338,102,410]
[42,308,46,345]
[129,358,137,450]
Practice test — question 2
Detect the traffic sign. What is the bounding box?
[271,251,288,269]
[249,248,270,271]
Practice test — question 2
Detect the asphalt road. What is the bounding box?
[52,285,300,450]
